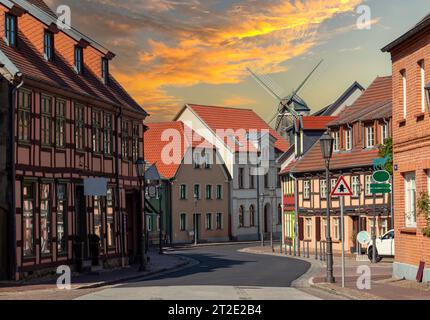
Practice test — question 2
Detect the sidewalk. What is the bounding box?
[242,244,430,300]
[0,250,192,300]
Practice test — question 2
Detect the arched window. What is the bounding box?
[239,205,244,228]
[278,204,282,225]
[250,205,255,227]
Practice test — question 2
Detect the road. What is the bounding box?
[78,244,341,300]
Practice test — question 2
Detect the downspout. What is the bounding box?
[115,106,125,266]
[8,73,23,280]
[383,117,394,230]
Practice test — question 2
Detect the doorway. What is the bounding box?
[193,214,201,243]
[75,186,88,258]
[264,204,271,233]
[125,192,139,263]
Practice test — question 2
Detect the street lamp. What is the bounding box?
[320,133,336,284]
[135,158,147,271]
[269,188,276,252]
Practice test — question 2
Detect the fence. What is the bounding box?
[283,240,327,262]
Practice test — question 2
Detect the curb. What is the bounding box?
[309,282,385,300]
[167,241,262,250]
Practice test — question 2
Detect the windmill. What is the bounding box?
[247,60,323,134]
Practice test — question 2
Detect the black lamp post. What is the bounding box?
[320,133,335,284]
[135,158,147,271]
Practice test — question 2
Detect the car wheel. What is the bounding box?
[368,247,382,263]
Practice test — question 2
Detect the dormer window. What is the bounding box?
[44,31,54,61]
[345,128,352,151]
[332,131,340,152]
[101,58,109,84]
[5,14,17,47]
[74,45,83,74]
[365,125,375,148]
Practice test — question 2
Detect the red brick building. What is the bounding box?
[382,13,430,281]
[0,0,147,280]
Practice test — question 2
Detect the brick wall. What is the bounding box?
[390,26,430,268]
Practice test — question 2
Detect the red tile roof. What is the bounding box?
[280,160,296,175]
[0,2,146,116]
[185,104,290,153]
[300,116,338,130]
[292,76,392,174]
[26,0,56,16]
[144,121,213,179]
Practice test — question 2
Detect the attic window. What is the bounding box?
[5,14,17,47]
[74,45,84,74]
[101,58,109,84]
[44,30,54,61]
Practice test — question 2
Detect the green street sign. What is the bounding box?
[370,183,391,194]
[373,170,390,183]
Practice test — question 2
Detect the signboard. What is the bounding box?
[331,176,353,197]
[371,170,392,194]
[84,178,108,196]
[373,170,390,183]
[357,231,371,245]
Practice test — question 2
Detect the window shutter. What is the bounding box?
[298,217,304,241]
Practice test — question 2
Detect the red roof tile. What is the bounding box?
[280,160,296,175]
[144,121,213,179]
[300,116,338,130]
[26,0,56,16]
[185,104,290,153]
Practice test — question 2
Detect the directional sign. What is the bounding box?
[373,170,390,183]
[331,176,353,197]
[370,183,392,194]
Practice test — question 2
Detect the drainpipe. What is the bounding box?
[115,106,125,266]
[7,73,23,280]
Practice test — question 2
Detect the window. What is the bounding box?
[322,218,327,240]
[239,206,244,228]
[381,123,389,144]
[352,176,361,197]
[333,218,340,240]
[40,184,52,255]
[277,168,281,188]
[132,124,140,162]
[17,90,31,142]
[93,196,104,251]
[216,185,222,200]
[23,184,35,257]
[380,218,388,236]
[104,114,113,156]
[249,205,255,227]
[332,131,340,152]
[404,173,416,228]
[180,184,187,200]
[249,168,255,189]
[41,96,52,145]
[331,178,338,196]
[147,216,153,232]
[365,175,373,196]
[107,188,115,248]
[320,180,327,199]
[303,180,310,200]
[365,125,375,148]
[44,30,54,61]
[206,213,212,230]
[74,45,83,74]
[401,70,407,118]
[264,172,269,189]
[345,128,352,151]
[101,58,109,83]
[277,204,282,225]
[75,103,85,150]
[55,99,66,147]
[193,153,201,169]
[180,214,186,231]
[122,121,129,160]
[206,185,212,200]
[194,184,200,200]
[56,184,67,255]
[204,153,211,169]
[305,218,312,239]
[92,110,102,153]
[216,213,223,230]
[5,14,17,47]
[238,168,244,189]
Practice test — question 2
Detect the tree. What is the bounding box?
[378,137,393,174]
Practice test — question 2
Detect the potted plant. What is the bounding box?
[88,234,101,266]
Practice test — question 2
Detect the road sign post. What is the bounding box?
[331,176,353,288]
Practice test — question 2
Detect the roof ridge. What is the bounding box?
[187,103,253,111]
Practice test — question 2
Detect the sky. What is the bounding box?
[46,0,430,123]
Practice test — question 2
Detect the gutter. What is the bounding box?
[7,72,23,280]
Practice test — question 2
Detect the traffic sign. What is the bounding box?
[331,176,353,197]
[370,183,391,194]
[357,231,371,245]
[373,170,390,183]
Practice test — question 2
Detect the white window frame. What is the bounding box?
[366,125,375,148]
[365,175,373,196]
[305,218,312,239]
[205,213,212,230]
[352,176,361,197]
[320,179,327,199]
[303,180,310,200]
[333,218,340,240]
[345,128,352,151]
[404,172,416,228]
[332,131,340,152]
[381,123,389,144]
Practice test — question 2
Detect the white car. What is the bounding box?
[367,229,395,262]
